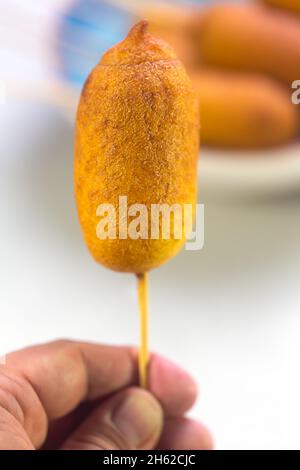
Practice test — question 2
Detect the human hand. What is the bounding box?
[0,340,213,450]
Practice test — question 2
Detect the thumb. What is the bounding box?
[62,387,163,450]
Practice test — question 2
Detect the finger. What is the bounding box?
[6,340,197,421]
[3,340,197,448]
[45,354,198,449]
[1,340,137,447]
[5,340,136,421]
[61,387,163,450]
[0,406,34,450]
[43,403,93,449]
[149,355,197,416]
[157,417,213,450]
[0,368,48,448]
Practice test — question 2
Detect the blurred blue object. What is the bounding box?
[56,0,217,89]
[57,0,133,87]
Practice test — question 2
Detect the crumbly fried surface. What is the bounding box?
[75,22,199,273]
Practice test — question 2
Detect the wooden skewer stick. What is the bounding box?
[137,272,149,388]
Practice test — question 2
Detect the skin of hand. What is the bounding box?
[0,340,213,450]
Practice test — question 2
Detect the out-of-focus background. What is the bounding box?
[1,0,300,450]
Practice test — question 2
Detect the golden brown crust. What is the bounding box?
[100,21,177,66]
[75,22,199,273]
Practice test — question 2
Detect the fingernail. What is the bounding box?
[112,388,163,449]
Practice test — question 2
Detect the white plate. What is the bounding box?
[200,143,300,200]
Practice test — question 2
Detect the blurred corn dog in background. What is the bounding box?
[260,0,300,15]
[191,70,299,149]
[137,0,300,150]
[191,3,300,85]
